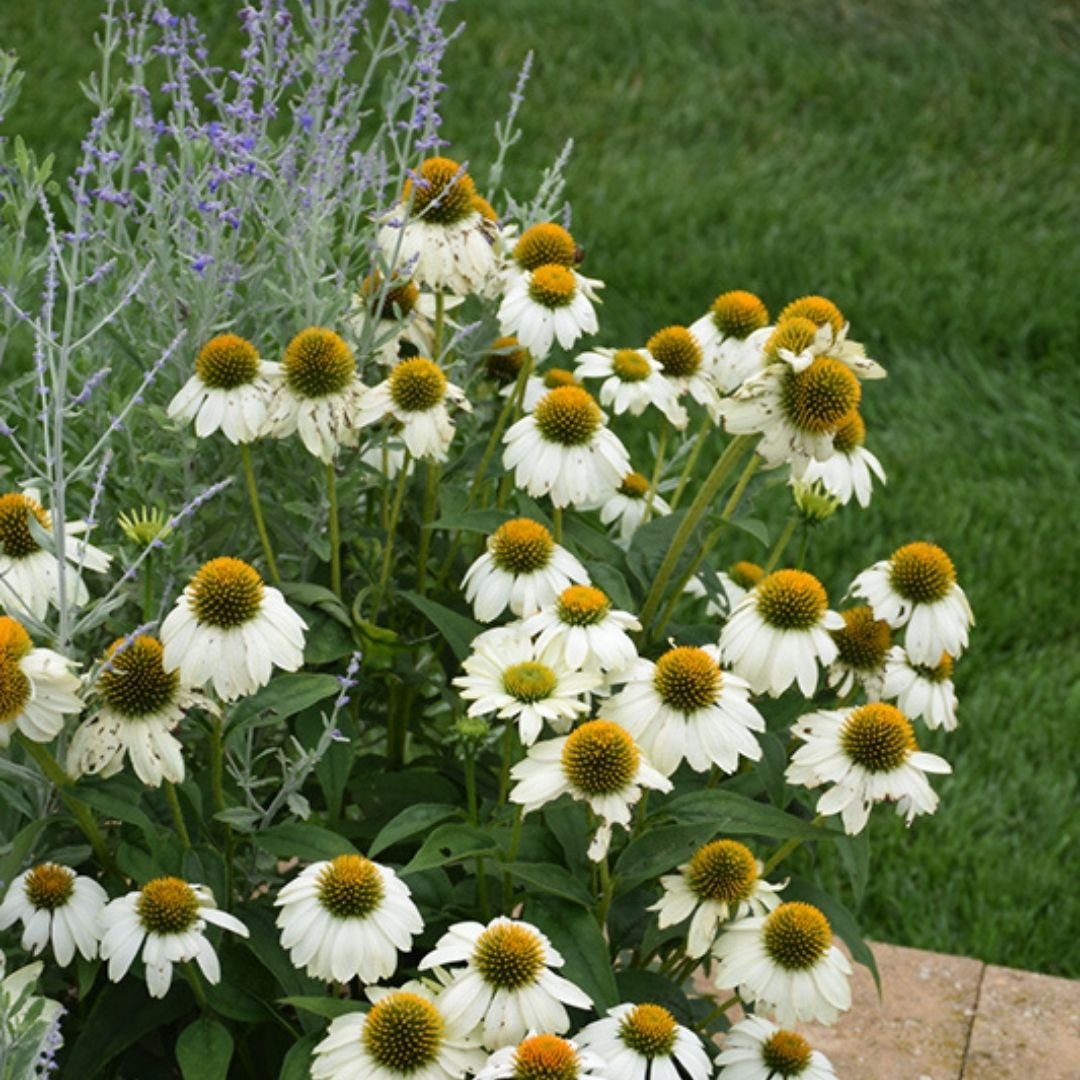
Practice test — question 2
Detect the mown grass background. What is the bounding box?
[2,0,1078,976]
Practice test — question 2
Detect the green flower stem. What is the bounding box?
[552,505,563,543]
[432,290,445,360]
[694,994,741,1033]
[638,434,755,635]
[596,854,616,928]
[415,460,440,597]
[668,414,712,510]
[466,384,518,512]
[496,723,515,807]
[652,453,760,641]
[371,450,412,623]
[762,814,824,875]
[240,443,280,584]
[164,781,191,849]
[464,746,491,919]
[796,521,812,569]
[18,735,119,877]
[763,514,799,574]
[644,419,671,519]
[501,804,524,912]
[208,716,235,907]
[142,548,155,623]
[182,962,210,1012]
[496,355,535,510]
[326,461,342,599]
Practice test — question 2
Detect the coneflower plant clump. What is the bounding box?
[0,3,972,1077]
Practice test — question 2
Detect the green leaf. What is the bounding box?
[427,509,512,533]
[834,829,871,906]
[784,876,881,991]
[369,803,462,857]
[399,824,499,875]
[177,1018,233,1080]
[661,790,834,840]
[615,824,705,883]
[615,969,697,1025]
[503,862,594,907]
[0,816,58,888]
[583,560,635,612]
[279,581,351,625]
[226,674,341,742]
[76,784,157,839]
[279,1033,321,1080]
[523,895,618,1010]
[399,591,481,661]
[255,822,358,861]
[116,841,164,884]
[278,996,362,1020]
[243,906,324,1033]
[626,510,690,589]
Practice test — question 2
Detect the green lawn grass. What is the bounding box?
[3,0,1078,975]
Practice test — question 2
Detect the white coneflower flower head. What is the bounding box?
[716,1014,839,1080]
[578,1002,711,1080]
[720,569,844,697]
[826,605,892,698]
[649,838,783,958]
[421,916,593,1049]
[0,863,107,966]
[776,294,886,380]
[498,262,599,359]
[161,557,306,701]
[851,541,973,665]
[689,289,772,391]
[882,645,959,731]
[0,616,82,748]
[598,471,671,543]
[573,346,689,427]
[477,1032,609,1080]
[800,411,886,508]
[787,703,952,834]
[646,325,722,419]
[167,333,279,444]
[503,386,630,508]
[462,518,589,622]
[712,901,853,1026]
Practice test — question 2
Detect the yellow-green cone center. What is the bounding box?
[778,295,845,336]
[528,264,577,309]
[363,992,445,1072]
[561,720,639,795]
[556,585,609,627]
[832,607,891,672]
[405,156,476,225]
[316,855,385,919]
[653,646,723,712]
[490,520,554,574]
[360,273,419,320]
[618,472,650,499]
[710,290,769,338]
[686,839,758,904]
[618,1004,678,1058]
[514,223,577,272]
[729,560,764,590]
[840,703,916,772]
[194,334,260,389]
[534,387,602,446]
[283,327,356,398]
[24,863,75,912]
[648,326,702,378]
[189,557,265,628]
[512,1035,580,1080]
[99,636,180,718]
[0,656,31,724]
[915,653,954,683]
[764,317,818,362]
[472,923,546,989]
[763,902,832,970]
[889,542,956,603]
[389,357,447,412]
[611,349,651,382]
[779,357,861,434]
[832,411,866,454]
[486,336,527,385]
[0,494,49,559]
[755,570,828,630]
[761,1030,813,1076]
[502,661,558,703]
[137,877,200,934]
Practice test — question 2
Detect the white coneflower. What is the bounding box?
[311,983,485,1080]
[345,273,451,366]
[67,634,215,788]
[775,295,886,380]
[0,489,111,621]
[498,263,599,359]
[519,584,640,674]
[510,720,672,860]
[453,627,601,746]
[502,221,601,299]
[161,557,306,702]
[506,365,584,413]
[712,901,853,1026]
[693,560,766,618]
[264,326,367,463]
[0,863,107,966]
[477,1033,609,1080]
[882,646,959,732]
[597,471,671,543]
[646,326,722,419]
[800,411,885,508]
[716,1015,839,1080]
[99,877,247,998]
[356,356,470,462]
[420,916,593,1049]
[578,1002,711,1080]
[850,541,973,665]
[484,335,531,390]
[503,387,630,509]
[689,289,772,392]
[826,606,892,698]
[167,333,279,444]
[275,854,423,984]
[0,616,82,748]
[462,518,589,623]
[720,570,844,697]
[605,645,765,776]
[378,157,499,296]
[649,839,784,958]
[574,346,688,427]
[787,703,951,834]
